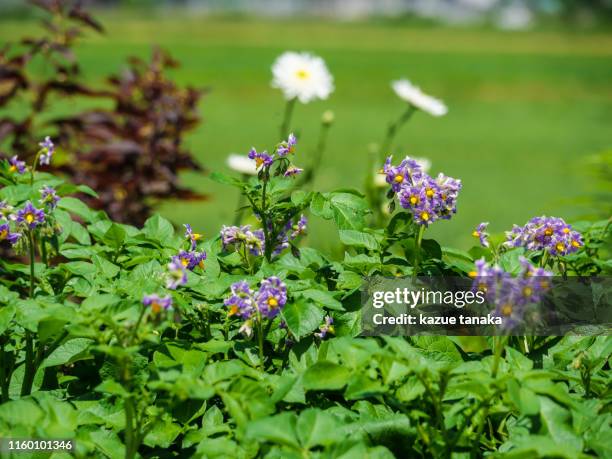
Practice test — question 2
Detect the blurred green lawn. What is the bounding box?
[2,13,611,255]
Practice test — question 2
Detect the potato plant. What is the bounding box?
[0,132,610,459]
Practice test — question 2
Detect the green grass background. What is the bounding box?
[1,13,611,255]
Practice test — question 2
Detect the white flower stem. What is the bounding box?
[303,120,331,188]
[280,98,297,139]
[29,149,43,186]
[380,105,416,161]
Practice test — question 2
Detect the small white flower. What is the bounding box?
[239,319,254,338]
[391,79,448,117]
[374,172,388,188]
[227,154,257,176]
[271,51,334,104]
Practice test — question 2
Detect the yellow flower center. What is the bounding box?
[198,260,205,269]
[193,233,202,240]
[555,243,565,252]
[540,280,549,289]
[425,188,434,198]
[501,304,513,316]
[544,228,553,236]
[571,240,581,248]
[296,69,310,79]
[25,213,34,224]
[114,188,127,200]
[151,302,162,314]
[409,196,418,205]
[523,286,533,297]
[0,229,7,240]
[255,157,264,168]
[9,165,17,173]
[562,227,570,234]
[420,211,430,221]
[478,283,488,292]
[268,298,278,308]
[181,258,189,267]
[394,175,404,183]
[472,230,480,238]
[468,270,477,278]
[228,304,239,316]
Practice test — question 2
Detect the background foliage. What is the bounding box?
[0,8,611,250]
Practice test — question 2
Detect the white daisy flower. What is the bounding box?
[391,79,448,117]
[271,51,334,104]
[227,154,257,176]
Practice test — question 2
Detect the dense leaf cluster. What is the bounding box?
[0,145,610,458]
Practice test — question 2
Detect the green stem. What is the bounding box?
[491,336,507,379]
[261,168,273,262]
[304,122,331,188]
[29,150,43,186]
[21,332,34,396]
[418,372,445,435]
[379,105,415,161]
[237,244,251,274]
[256,315,265,370]
[232,174,249,226]
[41,238,48,266]
[28,230,35,298]
[413,225,425,277]
[21,230,37,396]
[280,98,297,139]
[131,307,147,344]
[540,250,550,268]
[124,395,136,459]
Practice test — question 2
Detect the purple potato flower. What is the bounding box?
[504,216,582,256]
[277,133,297,157]
[290,214,307,239]
[315,315,334,339]
[470,257,552,330]
[224,280,255,319]
[271,214,308,257]
[174,250,207,271]
[248,148,274,169]
[255,276,287,319]
[472,222,490,248]
[183,223,202,250]
[38,136,55,166]
[385,156,461,227]
[142,293,173,313]
[166,259,188,290]
[284,165,303,177]
[383,156,423,193]
[220,224,265,256]
[8,156,26,174]
[40,186,60,209]
[16,202,45,229]
[0,221,21,245]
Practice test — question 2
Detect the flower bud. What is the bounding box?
[321,110,335,126]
